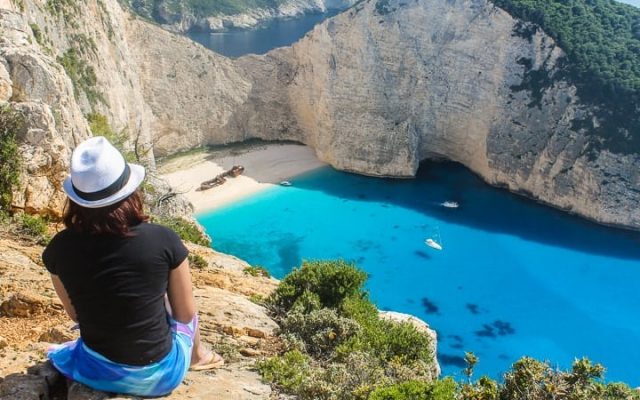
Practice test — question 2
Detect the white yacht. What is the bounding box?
[425,238,443,250]
[280,181,292,186]
[441,201,459,208]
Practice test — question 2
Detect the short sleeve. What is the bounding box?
[163,227,189,270]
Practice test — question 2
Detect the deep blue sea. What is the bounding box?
[197,162,640,385]
[187,11,340,58]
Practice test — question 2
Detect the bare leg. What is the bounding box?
[165,294,219,366]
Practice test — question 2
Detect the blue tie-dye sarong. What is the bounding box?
[48,316,196,397]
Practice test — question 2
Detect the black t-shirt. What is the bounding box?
[42,222,188,366]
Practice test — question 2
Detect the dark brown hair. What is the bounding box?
[63,190,149,236]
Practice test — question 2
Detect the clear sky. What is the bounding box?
[616,0,640,7]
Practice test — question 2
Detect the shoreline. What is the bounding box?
[159,143,327,214]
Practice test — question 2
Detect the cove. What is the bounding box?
[187,10,341,58]
[197,162,640,384]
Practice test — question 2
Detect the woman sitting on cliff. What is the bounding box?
[42,136,223,397]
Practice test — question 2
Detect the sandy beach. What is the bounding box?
[159,143,326,213]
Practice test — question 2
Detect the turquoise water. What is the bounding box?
[197,162,640,384]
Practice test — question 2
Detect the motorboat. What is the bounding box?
[280,181,292,186]
[441,201,459,208]
[425,238,443,250]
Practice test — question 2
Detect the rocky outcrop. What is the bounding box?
[131,0,356,33]
[125,0,639,228]
[229,0,639,229]
[0,231,444,398]
[124,18,251,155]
[379,311,441,379]
[1,0,638,229]
[0,233,281,399]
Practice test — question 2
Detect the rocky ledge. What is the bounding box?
[0,232,440,399]
[0,233,280,399]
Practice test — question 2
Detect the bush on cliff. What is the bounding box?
[58,48,104,108]
[153,215,211,247]
[368,379,457,400]
[0,106,23,212]
[260,260,436,399]
[268,259,368,313]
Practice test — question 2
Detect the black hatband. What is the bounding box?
[73,164,131,201]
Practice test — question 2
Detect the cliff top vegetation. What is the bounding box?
[491,0,640,155]
[258,260,640,399]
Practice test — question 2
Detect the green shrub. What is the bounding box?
[87,113,136,162]
[290,289,322,314]
[499,357,640,400]
[243,265,271,278]
[248,294,266,305]
[58,48,104,108]
[279,308,360,357]
[29,23,45,46]
[188,253,207,269]
[491,0,640,154]
[369,378,456,400]
[257,350,312,393]
[16,213,50,244]
[458,376,498,400]
[154,216,211,246]
[338,296,434,365]
[0,106,23,211]
[268,260,367,314]
[315,351,388,399]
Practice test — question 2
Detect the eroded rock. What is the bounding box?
[0,373,48,400]
[380,310,441,379]
[0,293,51,318]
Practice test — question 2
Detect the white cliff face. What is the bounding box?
[148,0,358,33]
[0,6,88,216]
[0,0,638,229]
[124,16,252,156]
[0,0,157,216]
[227,0,640,228]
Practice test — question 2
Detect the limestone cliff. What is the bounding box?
[122,0,356,33]
[1,0,165,216]
[1,0,638,230]
[126,0,639,229]
[229,0,640,229]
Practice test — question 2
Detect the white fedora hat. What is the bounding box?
[63,136,145,208]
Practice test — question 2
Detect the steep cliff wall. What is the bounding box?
[229,0,640,228]
[0,0,157,216]
[122,0,356,33]
[124,16,251,155]
[1,0,638,229]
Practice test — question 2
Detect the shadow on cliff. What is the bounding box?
[289,161,640,261]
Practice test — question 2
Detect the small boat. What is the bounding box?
[441,201,459,208]
[228,165,245,177]
[197,176,226,191]
[425,238,443,250]
[280,181,292,186]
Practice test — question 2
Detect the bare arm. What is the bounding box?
[167,259,197,324]
[51,274,78,323]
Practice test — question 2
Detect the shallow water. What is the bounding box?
[197,162,640,384]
